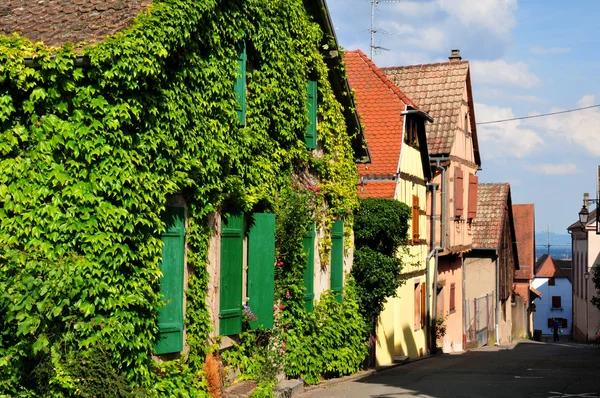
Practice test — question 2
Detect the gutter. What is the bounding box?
[24,55,90,68]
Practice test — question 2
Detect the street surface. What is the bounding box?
[298,340,600,398]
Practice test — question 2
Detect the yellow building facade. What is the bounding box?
[376,141,432,365]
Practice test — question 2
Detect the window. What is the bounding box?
[549,277,555,286]
[234,42,247,125]
[330,220,344,304]
[305,80,317,149]
[303,223,316,312]
[450,283,456,313]
[220,213,276,335]
[414,282,426,330]
[454,168,464,219]
[547,318,568,329]
[467,174,478,220]
[405,117,419,147]
[412,195,420,245]
[562,318,568,328]
[156,206,186,355]
[552,296,562,308]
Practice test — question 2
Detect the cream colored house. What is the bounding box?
[384,49,482,353]
[346,49,433,365]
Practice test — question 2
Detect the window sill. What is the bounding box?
[550,307,564,311]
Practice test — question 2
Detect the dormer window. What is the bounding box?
[405,116,419,147]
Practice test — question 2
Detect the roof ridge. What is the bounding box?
[381,59,470,71]
[352,49,417,108]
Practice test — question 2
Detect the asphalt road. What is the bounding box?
[298,340,600,398]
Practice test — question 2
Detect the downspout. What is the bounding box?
[426,182,438,355]
[428,156,449,354]
[495,249,500,346]
[462,255,466,349]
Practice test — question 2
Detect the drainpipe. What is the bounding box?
[495,249,500,345]
[426,182,438,355]
[428,156,449,354]
[462,255,466,349]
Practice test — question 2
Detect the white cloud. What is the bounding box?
[525,95,600,156]
[436,0,517,36]
[530,46,572,56]
[475,103,544,159]
[525,163,578,175]
[470,59,541,88]
[511,95,545,103]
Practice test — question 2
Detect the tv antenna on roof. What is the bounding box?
[370,0,402,59]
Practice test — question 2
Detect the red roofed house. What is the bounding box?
[464,183,519,347]
[383,49,481,353]
[532,254,572,339]
[346,49,433,365]
[512,204,540,338]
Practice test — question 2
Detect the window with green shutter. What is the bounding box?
[219,214,244,336]
[305,80,317,149]
[303,223,316,312]
[247,213,276,330]
[234,42,247,125]
[330,220,344,303]
[156,206,186,355]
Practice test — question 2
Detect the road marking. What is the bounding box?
[515,376,543,379]
[527,368,552,371]
[548,392,599,397]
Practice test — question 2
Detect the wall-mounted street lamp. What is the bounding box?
[578,195,600,234]
[584,271,590,280]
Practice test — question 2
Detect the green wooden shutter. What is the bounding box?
[247,213,276,330]
[156,206,186,355]
[234,42,247,125]
[220,214,244,335]
[330,220,344,304]
[303,223,316,312]
[305,80,317,149]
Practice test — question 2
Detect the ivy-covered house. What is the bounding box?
[0,0,369,395]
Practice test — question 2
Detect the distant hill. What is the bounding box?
[535,231,571,261]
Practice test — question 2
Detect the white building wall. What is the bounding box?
[532,277,572,336]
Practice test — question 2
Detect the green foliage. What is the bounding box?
[223,185,366,387]
[0,0,360,394]
[591,265,600,311]
[352,198,411,332]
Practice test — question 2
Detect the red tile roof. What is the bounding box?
[357,181,396,199]
[472,183,510,249]
[0,0,150,48]
[382,60,481,165]
[345,50,416,178]
[535,254,570,279]
[513,204,535,280]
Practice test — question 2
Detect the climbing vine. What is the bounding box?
[0,0,360,396]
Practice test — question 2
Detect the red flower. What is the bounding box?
[279,305,285,310]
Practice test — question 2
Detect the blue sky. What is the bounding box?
[327,0,600,236]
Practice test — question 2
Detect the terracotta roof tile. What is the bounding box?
[472,183,510,249]
[535,254,570,279]
[345,50,416,177]
[381,61,469,156]
[513,204,535,280]
[358,181,396,199]
[0,0,151,48]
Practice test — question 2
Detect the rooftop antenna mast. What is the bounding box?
[370,0,402,60]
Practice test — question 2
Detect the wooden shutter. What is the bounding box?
[549,277,555,286]
[305,80,317,149]
[331,220,344,303]
[412,195,420,245]
[561,318,567,328]
[219,214,244,336]
[420,282,426,329]
[247,213,276,330]
[468,174,478,219]
[234,42,247,125]
[156,206,186,355]
[552,296,562,308]
[414,283,421,330]
[455,168,464,218]
[547,318,554,328]
[450,283,456,312]
[303,223,316,312]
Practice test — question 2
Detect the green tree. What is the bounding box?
[352,198,411,333]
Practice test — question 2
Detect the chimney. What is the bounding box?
[449,49,462,62]
[584,192,590,208]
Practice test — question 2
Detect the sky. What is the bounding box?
[326,0,600,237]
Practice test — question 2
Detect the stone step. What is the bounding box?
[274,379,304,398]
